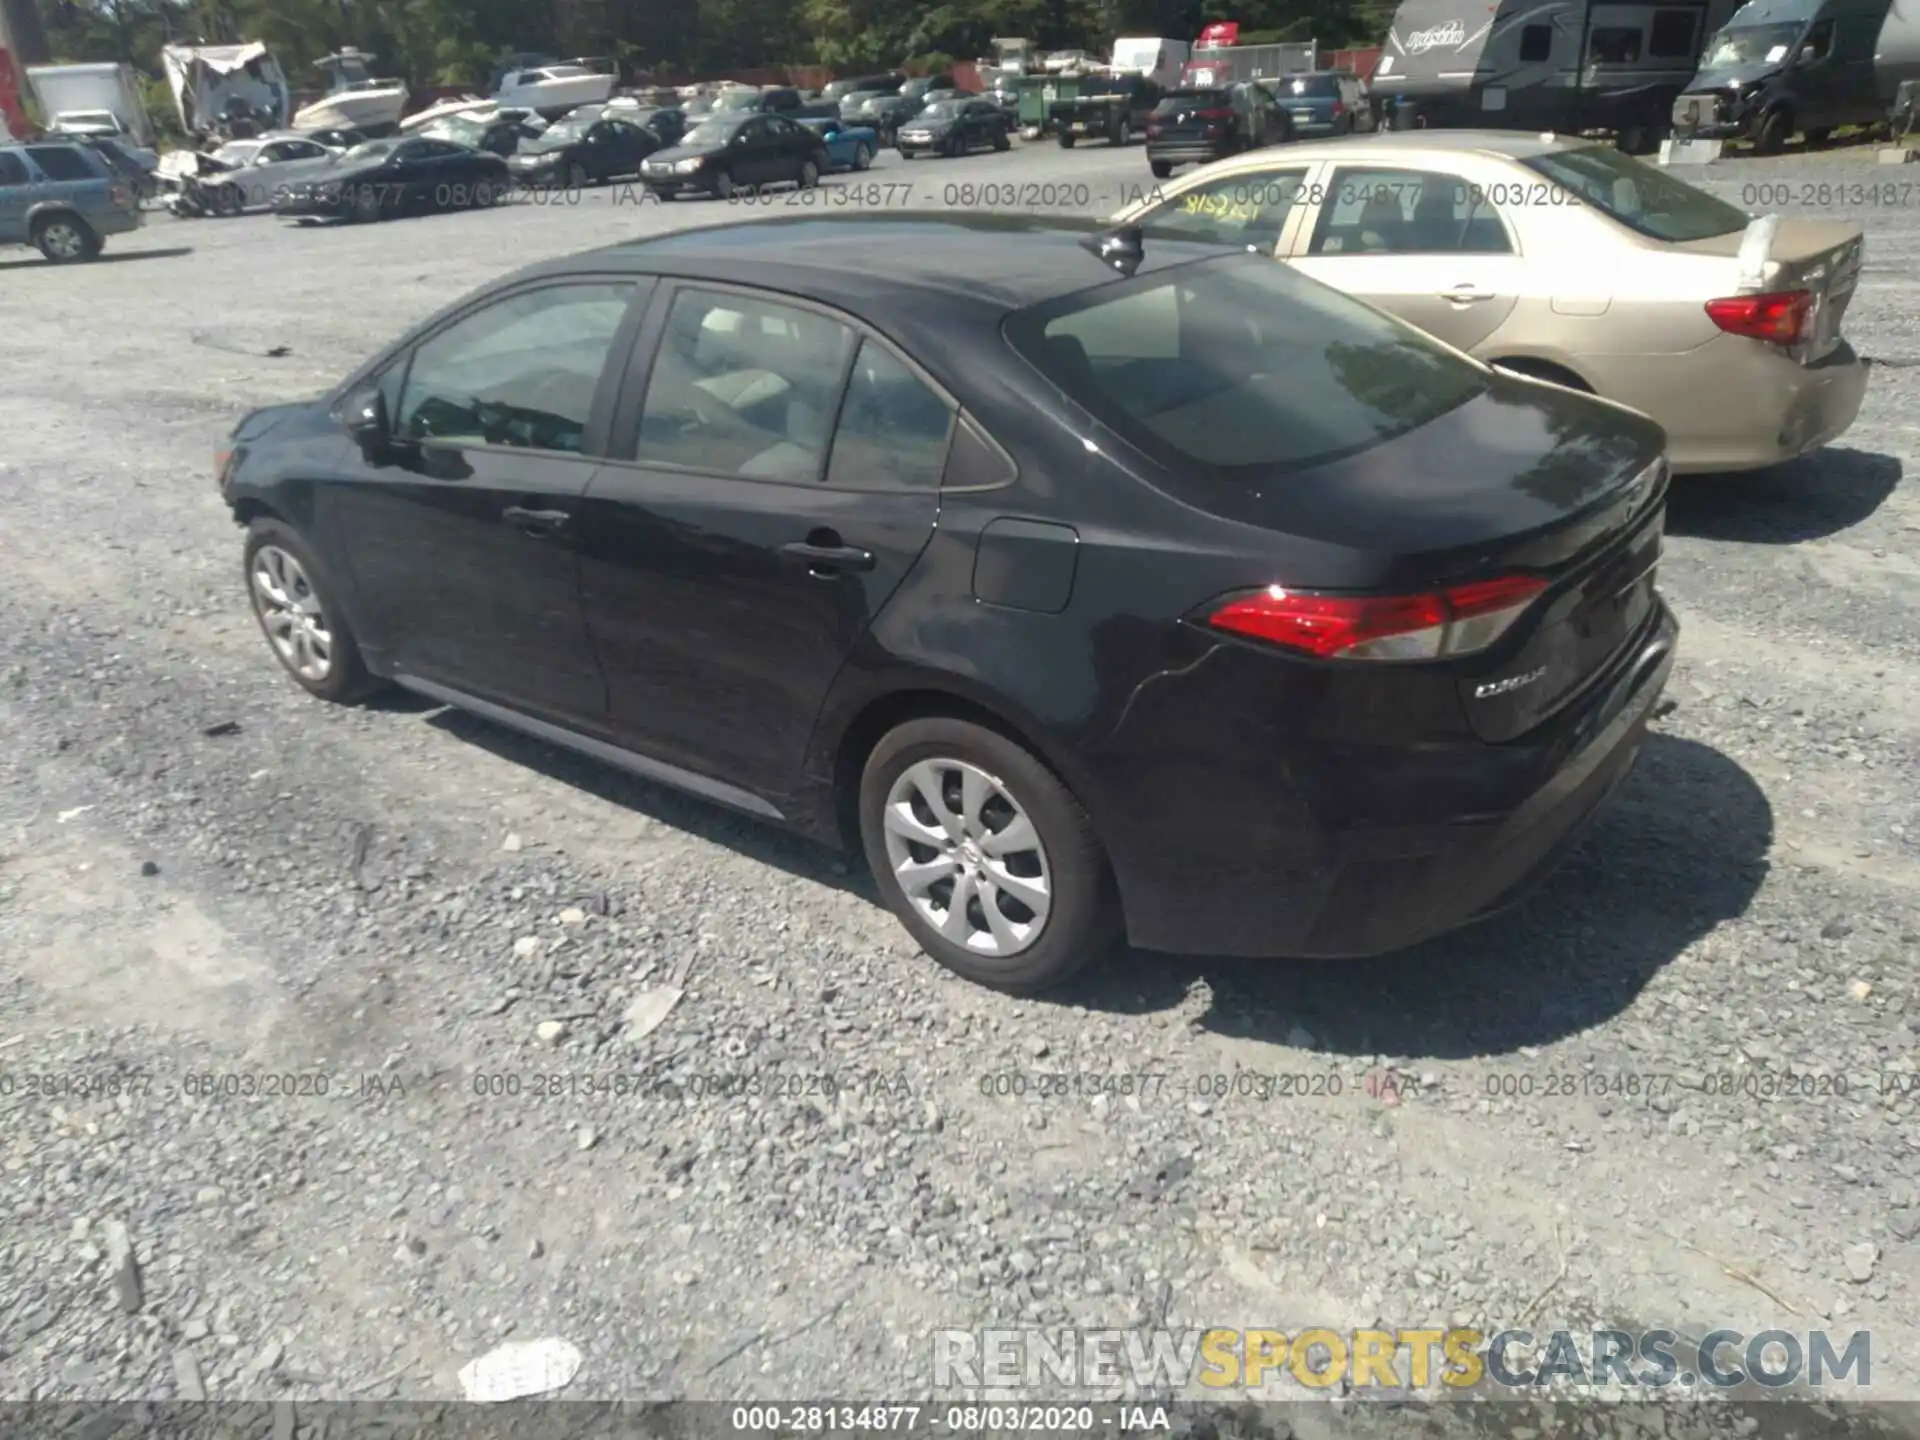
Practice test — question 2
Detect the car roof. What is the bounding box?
[1200,129,1597,169]
[516,213,1225,317]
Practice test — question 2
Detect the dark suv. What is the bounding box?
[0,141,145,262]
[1270,70,1376,137]
[1145,83,1290,175]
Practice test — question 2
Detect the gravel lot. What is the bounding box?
[1,134,1917,1432]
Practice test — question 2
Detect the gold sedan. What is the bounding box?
[1109,131,1869,474]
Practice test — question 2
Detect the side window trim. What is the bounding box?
[351,275,652,461]
[603,278,964,492]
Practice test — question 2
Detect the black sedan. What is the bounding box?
[638,112,827,199]
[216,214,1676,993]
[273,136,510,221]
[507,109,665,187]
[895,98,1011,158]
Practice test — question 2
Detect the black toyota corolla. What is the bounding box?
[216,214,1676,993]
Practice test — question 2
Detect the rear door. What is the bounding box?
[1286,163,1523,353]
[23,143,104,220]
[577,281,948,798]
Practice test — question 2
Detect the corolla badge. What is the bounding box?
[1474,666,1547,699]
[1405,19,1468,52]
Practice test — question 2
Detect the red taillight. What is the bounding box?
[215,449,234,488]
[1144,121,1162,136]
[1331,100,1346,116]
[1704,289,1811,345]
[107,183,131,206]
[1205,575,1548,661]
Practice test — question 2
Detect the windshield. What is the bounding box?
[919,101,966,119]
[1004,252,1488,476]
[212,141,263,165]
[715,90,762,112]
[536,113,597,143]
[1155,89,1229,113]
[681,118,742,147]
[344,139,399,164]
[1701,20,1806,66]
[420,116,482,144]
[1524,145,1748,241]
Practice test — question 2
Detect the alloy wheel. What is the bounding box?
[39,220,86,259]
[250,545,333,682]
[882,758,1051,957]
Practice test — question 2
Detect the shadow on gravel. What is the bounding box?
[1065,734,1773,1058]
[422,705,879,897]
[0,244,195,271]
[1665,447,1901,543]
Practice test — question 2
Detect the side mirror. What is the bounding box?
[343,384,392,462]
[1081,224,1144,277]
[1798,44,1820,63]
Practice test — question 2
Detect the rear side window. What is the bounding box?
[1520,24,1554,61]
[1648,9,1698,56]
[825,341,955,489]
[25,146,95,181]
[0,152,29,185]
[1588,26,1643,62]
[1004,254,1488,475]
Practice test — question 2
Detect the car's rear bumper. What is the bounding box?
[1146,142,1234,165]
[95,207,144,236]
[1104,600,1678,958]
[1581,336,1869,473]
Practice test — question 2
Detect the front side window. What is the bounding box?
[635,288,857,481]
[1140,168,1310,253]
[395,282,637,453]
[1004,254,1488,476]
[1649,9,1698,57]
[1308,167,1511,255]
[826,341,954,489]
[1523,145,1747,240]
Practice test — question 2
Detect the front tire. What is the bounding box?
[853,142,873,169]
[32,213,100,263]
[352,184,385,222]
[568,161,590,189]
[799,157,821,188]
[859,717,1118,993]
[1753,106,1794,155]
[710,166,734,200]
[243,520,381,704]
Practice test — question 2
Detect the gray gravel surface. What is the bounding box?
[0,136,1916,1431]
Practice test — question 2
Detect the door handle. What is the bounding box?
[1441,286,1495,304]
[502,505,570,535]
[780,540,875,574]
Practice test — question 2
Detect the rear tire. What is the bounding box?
[992,128,1010,152]
[242,519,383,705]
[1115,117,1131,146]
[859,717,1119,994]
[1491,357,1592,392]
[1753,106,1794,155]
[1058,133,1076,148]
[32,213,100,263]
[1804,125,1832,145]
[1150,159,1173,178]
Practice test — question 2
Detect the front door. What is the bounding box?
[576,282,950,800]
[0,150,31,244]
[322,278,646,725]
[1287,164,1523,354]
[1132,163,1319,257]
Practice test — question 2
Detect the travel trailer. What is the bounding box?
[1110,37,1193,88]
[161,42,290,139]
[1369,0,1744,148]
[1672,0,1920,148]
[25,62,153,144]
[292,49,408,135]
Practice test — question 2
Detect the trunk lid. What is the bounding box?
[1675,214,1865,362]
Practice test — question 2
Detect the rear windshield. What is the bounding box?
[1280,74,1341,96]
[1004,252,1488,476]
[1154,89,1229,113]
[1522,145,1748,241]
